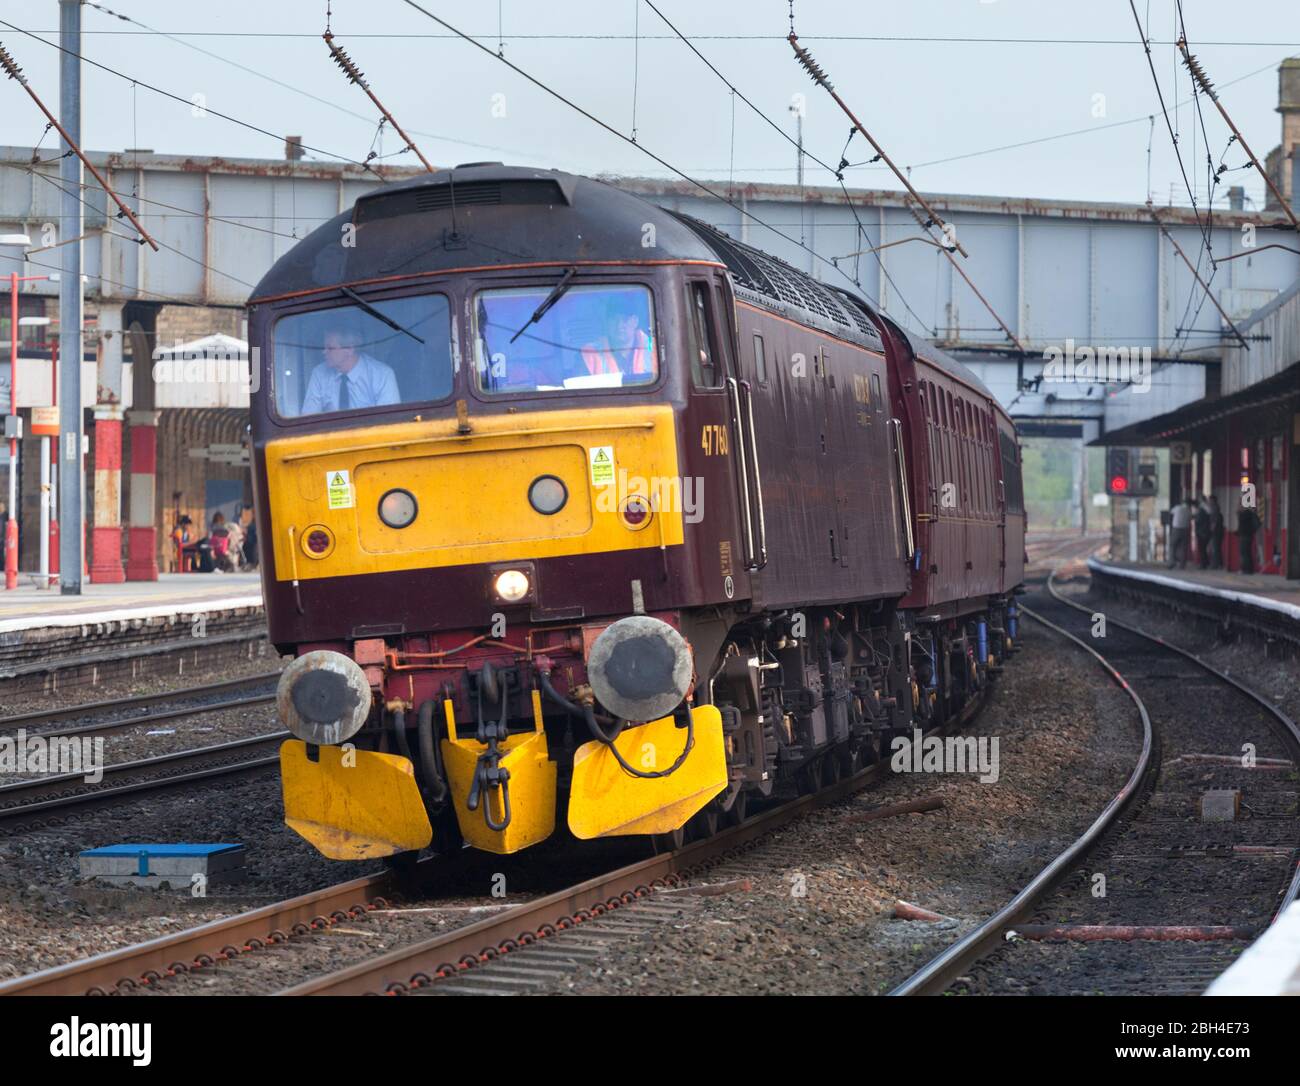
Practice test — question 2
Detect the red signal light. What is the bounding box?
[1110,475,1129,493]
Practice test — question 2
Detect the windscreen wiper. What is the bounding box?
[340,286,425,344]
[509,267,577,343]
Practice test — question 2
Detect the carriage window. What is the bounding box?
[687,282,720,388]
[273,293,453,418]
[753,333,768,384]
[474,282,658,394]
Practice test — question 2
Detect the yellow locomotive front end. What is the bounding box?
[263,401,727,859]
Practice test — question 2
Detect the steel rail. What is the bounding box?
[0,873,394,996]
[0,732,284,821]
[891,568,1300,995]
[888,582,1156,995]
[0,671,280,731]
[1045,570,1300,917]
[0,667,993,997]
[280,694,988,996]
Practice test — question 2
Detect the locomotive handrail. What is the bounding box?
[726,376,757,570]
[279,420,656,463]
[740,379,768,568]
[889,418,915,560]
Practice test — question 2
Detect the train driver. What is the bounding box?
[580,305,654,379]
[300,321,401,414]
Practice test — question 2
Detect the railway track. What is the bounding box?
[0,690,995,997]
[0,732,284,826]
[0,672,279,739]
[890,569,1300,996]
[0,671,285,827]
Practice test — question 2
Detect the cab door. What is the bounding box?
[679,273,752,606]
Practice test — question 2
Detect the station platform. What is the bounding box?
[1086,557,1300,624]
[0,573,263,634]
[0,573,268,693]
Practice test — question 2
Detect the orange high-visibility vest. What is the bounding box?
[581,331,652,377]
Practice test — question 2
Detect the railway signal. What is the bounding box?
[1106,447,1133,495]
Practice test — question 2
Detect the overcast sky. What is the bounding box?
[0,0,1295,211]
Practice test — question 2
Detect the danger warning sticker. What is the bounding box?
[589,445,615,486]
[326,469,353,509]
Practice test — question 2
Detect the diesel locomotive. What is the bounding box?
[246,163,1025,862]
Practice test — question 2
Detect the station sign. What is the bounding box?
[30,405,59,436]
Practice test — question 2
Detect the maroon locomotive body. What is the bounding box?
[247,165,1025,861]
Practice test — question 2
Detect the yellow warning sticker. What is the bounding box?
[326,469,353,509]
[589,445,615,487]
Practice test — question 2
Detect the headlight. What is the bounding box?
[528,474,568,515]
[493,569,531,603]
[378,488,418,529]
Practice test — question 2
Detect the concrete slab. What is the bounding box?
[79,843,247,891]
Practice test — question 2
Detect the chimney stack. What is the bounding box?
[284,135,304,162]
[1265,58,1300,211]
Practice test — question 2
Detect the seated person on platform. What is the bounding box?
[209,512,234,573]
[239,503,259,569]
[580,308,654,379]
[219,513,246,573]
[300,323,401,414]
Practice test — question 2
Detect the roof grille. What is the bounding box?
[670,213,867,332]
[355,178,570,224]
[414,181,501,212]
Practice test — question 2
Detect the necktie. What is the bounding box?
[338,374,351,411]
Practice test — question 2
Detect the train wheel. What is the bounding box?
[823,750,842,786]
[651,826,687,854]
[724,789,749,827]
[689,802,721,841]
[797,758,823,795]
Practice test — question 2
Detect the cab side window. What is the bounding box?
[687,282,721,389]
[753,333,768,384]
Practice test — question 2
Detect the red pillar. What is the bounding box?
[125,409,159,581]
[89,406,125,584]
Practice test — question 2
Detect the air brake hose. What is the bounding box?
[416,699,449,807]
[391,707,413,762]
[537,670,695,780]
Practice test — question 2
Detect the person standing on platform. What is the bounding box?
[1237,500,1259,574]
[1194,497,1212,569]
[1208,496,1224,569]
[1168,498,1192,569]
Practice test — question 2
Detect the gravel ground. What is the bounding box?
[0,771,377,980]
[522,620,1143,995]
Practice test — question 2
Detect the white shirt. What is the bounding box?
[1170,503,1191,529]
[300,352,400,415]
